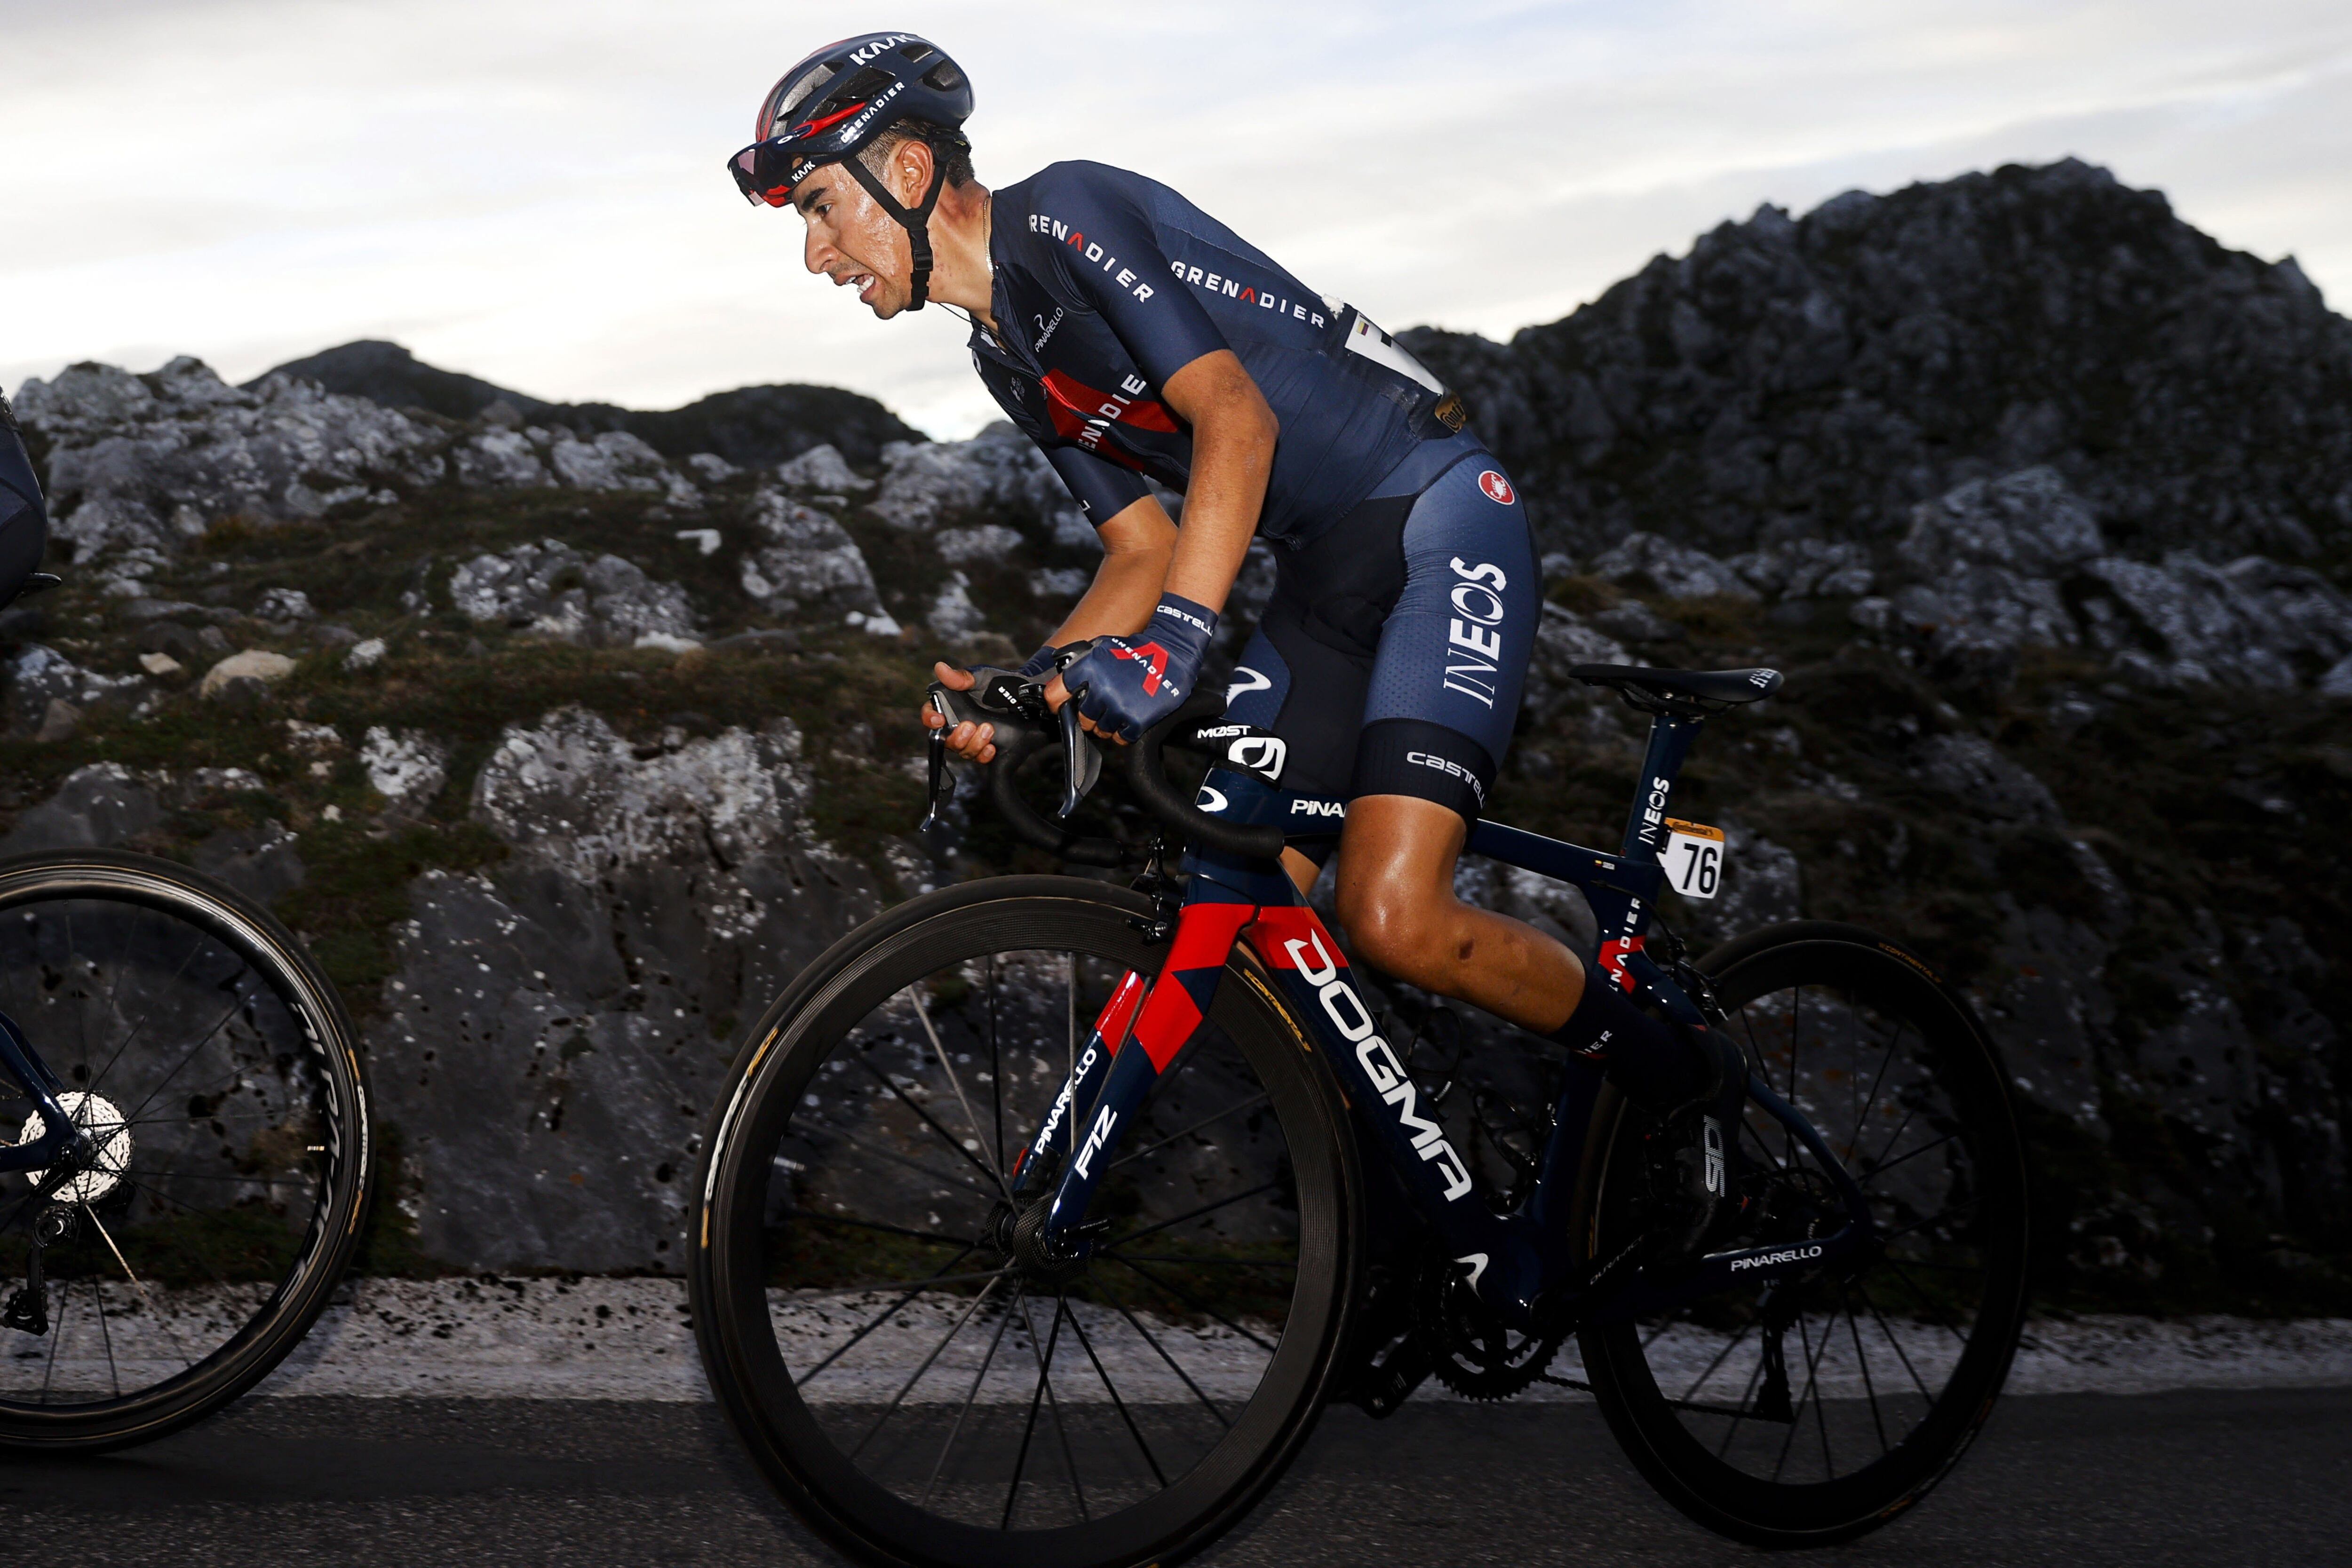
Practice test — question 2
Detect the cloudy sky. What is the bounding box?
[5,0,2347,436]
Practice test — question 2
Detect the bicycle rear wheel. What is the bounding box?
[0,850,372,1450]
[1577,929,2029,1545]
[692,876,1359,1568]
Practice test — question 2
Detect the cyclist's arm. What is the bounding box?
[1038,346,1275,642]
[1044,492,1176,645]
[1155,348,1275,614]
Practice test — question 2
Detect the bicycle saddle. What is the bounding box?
[1570,663,1782,713]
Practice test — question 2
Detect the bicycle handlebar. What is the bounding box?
[924,673,1285,865]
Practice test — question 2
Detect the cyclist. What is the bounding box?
[727,33,1745,1241]
[0,388,48,608]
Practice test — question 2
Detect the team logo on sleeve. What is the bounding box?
[1478,470,1516,506]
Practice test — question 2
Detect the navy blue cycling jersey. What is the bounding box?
[972,161,1467,541]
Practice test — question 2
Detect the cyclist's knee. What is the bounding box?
[1334,875,1453,985]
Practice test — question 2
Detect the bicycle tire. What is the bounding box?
[692,876,1360,1568]
[1576,929,2029,1545]
[0,849,373,1451]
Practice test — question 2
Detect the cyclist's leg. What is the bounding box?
[1320,451,1571,1022]
[1221,560,1378,894]
[1326,458,1732,1108]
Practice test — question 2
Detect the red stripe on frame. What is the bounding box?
[1126,903,1255,1071]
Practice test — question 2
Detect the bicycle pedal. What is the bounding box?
[1,1286,47,1337]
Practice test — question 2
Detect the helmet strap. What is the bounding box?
[838,148,948,312]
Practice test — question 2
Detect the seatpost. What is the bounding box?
[1617,713,1706,865]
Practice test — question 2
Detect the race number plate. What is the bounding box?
[1662,818,1725,900]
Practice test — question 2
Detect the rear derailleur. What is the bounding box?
[2,1204,81,1337]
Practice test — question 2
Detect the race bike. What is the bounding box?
[691,659,2029,1567]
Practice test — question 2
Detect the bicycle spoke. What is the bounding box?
[1844,1285,1890,1457]
[788,1210,974,1248]
[903,984,1007,1192]
[921,1275,1024,1507]
[798,1118,998,1204]
[1881,1253,1974,1346]
[789,1266,1010,1304]
[850,1050,1009,1199]
[1803,1311,1835,1479]
[1868,1097,1925,1175]
[1103,1255,1276,1353]
[1862,1128,1960,1182]
[850,1273,1013,1460]
[1110,1092,1271,1172]
[1097,1180,1279,1252]
[788,1243,981,1387]
[1066,1292,1168,1488]
[92,1272,123,1399]
[87,1204,197,1372]
[1876,1196,1982,1250]
[989,956,1005,1178]
[1002,1287,1050,1529]
[1099,1252,1294,1269]
[1099,1289,1231,1430]
[1678,1315,1759,1405]
[86,925,213,1095]
[1857,1286,1939,1402]
[1019,1292,1087,1524]
[1711,1339,1772,1458]
[115,989,253,1129]
[1849,1020,1909,1151]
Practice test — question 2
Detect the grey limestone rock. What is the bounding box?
[737,485,890,627]
[0,763,162,853]
[867,423,1084,541]
[448,539,698,648]
[17,359,445,563]
[367,706,885,1271]
[1588,532,1759,601]
[8,645,142,732]
[774,442,871,493]
[546,429,699,508]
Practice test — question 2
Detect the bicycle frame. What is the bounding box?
[1006,708,1875,1333]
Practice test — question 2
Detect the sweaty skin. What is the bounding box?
[790,139,1589,1035]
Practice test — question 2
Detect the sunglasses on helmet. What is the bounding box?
[730,138,815,208]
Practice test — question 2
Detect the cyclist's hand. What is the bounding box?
[923,662,999,764]
[1054,595,1218,746]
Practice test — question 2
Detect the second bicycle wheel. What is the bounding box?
[0,849,372,1450]
[1576,927,2030,1545]
[693,876,1360,1568]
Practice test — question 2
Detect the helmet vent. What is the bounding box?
[772,62,838,126]
[835,65,898,104]
[898,42,937,63]
[922,63,964,92]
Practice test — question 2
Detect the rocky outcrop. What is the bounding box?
[257,338,926,469]
[367,707,885,1271]
[448,539,700,648]
[737,480,893,630]
[20,359,437,576]
[1405,159,2352,567]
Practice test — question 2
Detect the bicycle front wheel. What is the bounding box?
[1577,928,2029,1545]
[0,850,372,1450]
[692,876,1359,1568]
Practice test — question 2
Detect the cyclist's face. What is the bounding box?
[795,165,911,319]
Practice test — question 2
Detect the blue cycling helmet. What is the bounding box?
[728,32,975,310]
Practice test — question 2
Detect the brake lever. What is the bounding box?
[1057,697,1102,818]
[921,708,951,832]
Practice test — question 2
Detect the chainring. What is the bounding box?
[1418,1257,1565,1401]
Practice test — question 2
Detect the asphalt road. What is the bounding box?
[0,1389,2344,1566]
